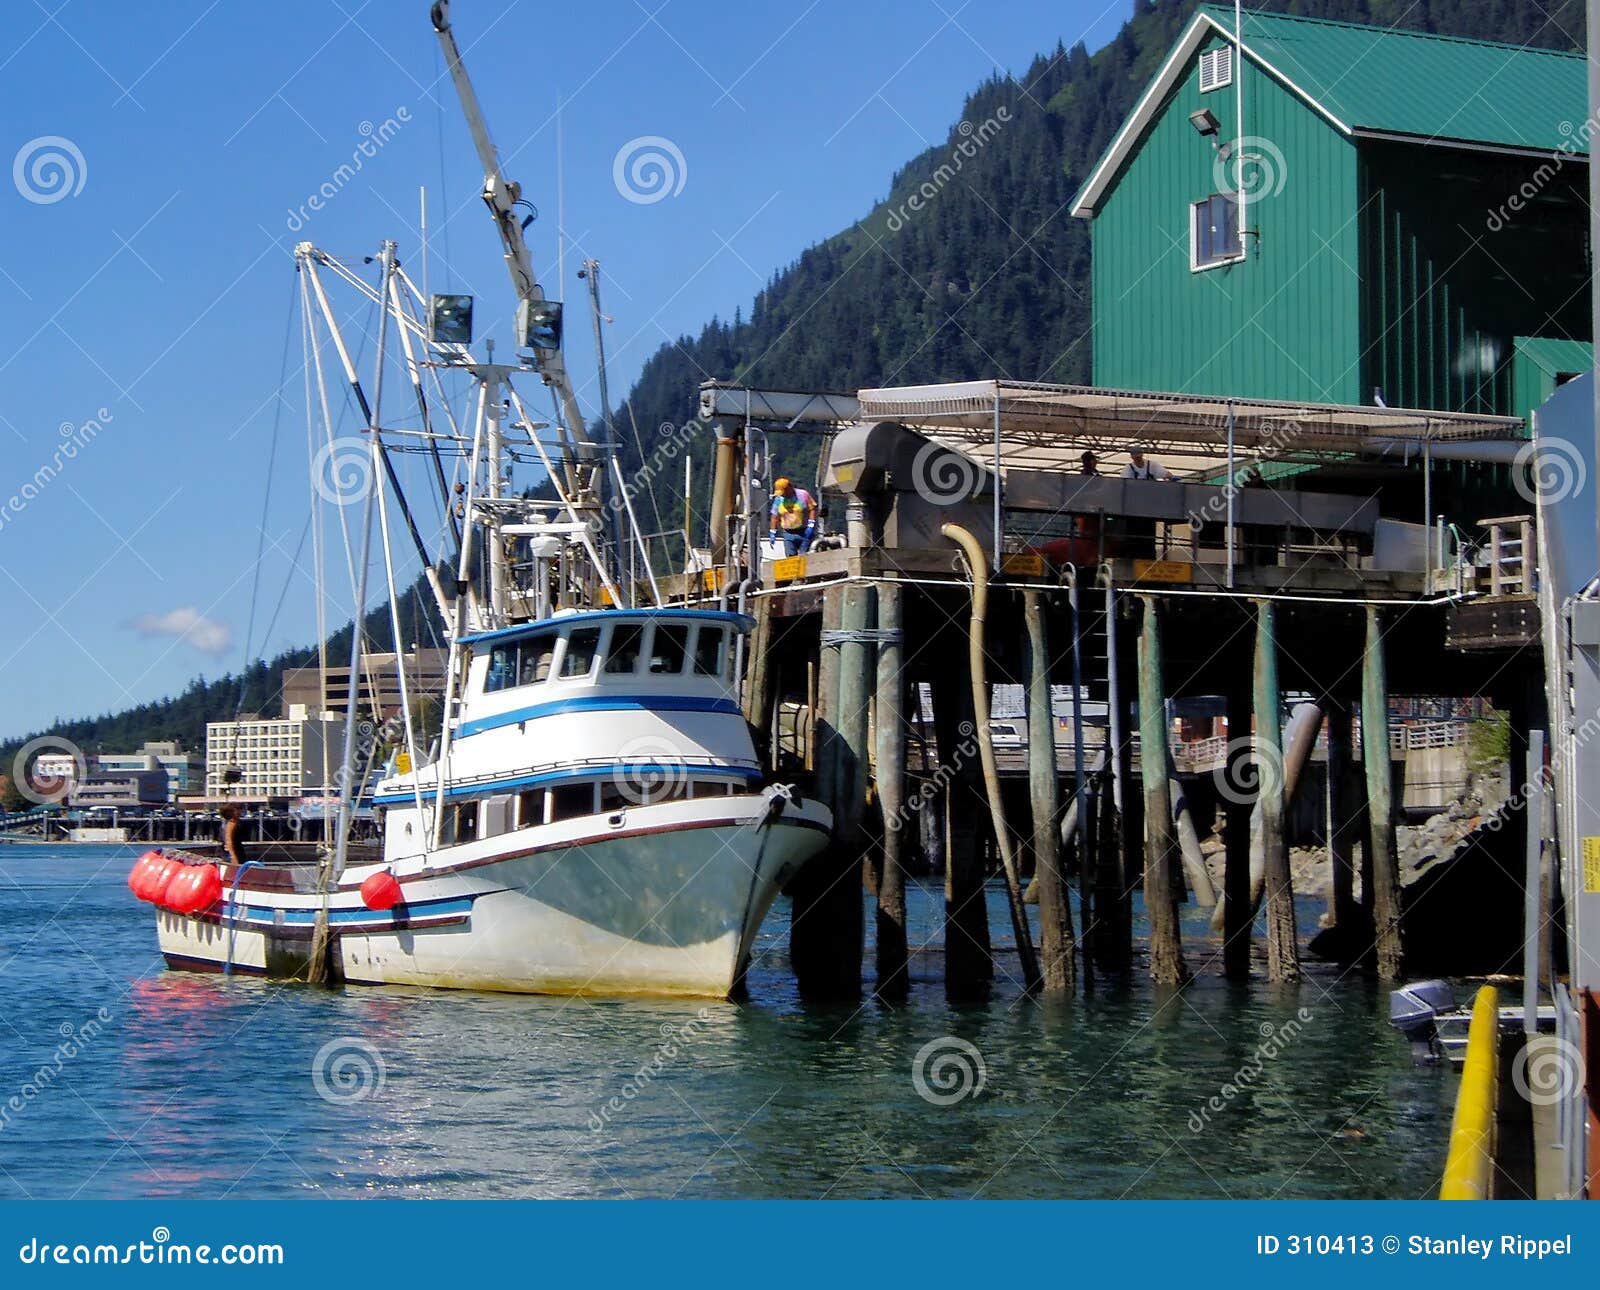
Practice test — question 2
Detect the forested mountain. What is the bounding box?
[5,0,1583,760]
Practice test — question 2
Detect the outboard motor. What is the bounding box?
[1388,979,1456,1064]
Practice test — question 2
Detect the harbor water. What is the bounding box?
[0,844,1454,1199]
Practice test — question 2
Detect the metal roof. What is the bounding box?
[854,379,1522,472]
[1073,8,1585,216]
[1211,7,1587,154]
[1513,336,1594,379]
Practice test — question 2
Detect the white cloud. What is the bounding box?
[129,607,233,657]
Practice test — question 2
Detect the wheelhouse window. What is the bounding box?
[550,782,596,821]
[605,623,644,674]
[692,627,726,677]
[485,644,517,693]
[518,789,546,828]
[559,628,602,678]
[484,632,557,693]
[1191,193,1241,270]
[649,624,688,674]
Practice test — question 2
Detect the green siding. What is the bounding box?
[1357,141,1590,418]
[1511,336,1592,425]
[1092,33,1361,402]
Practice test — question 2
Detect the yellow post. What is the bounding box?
[1440,986,1500,1199]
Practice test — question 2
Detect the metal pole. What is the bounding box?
[1226,401,1237,589]
[992,385,1003,568]
[1423,437,1433,594]
[1525,729,1545,1035]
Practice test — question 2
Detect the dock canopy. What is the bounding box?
[852,379,1524,471]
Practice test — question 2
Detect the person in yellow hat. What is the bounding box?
[768,477,817,556]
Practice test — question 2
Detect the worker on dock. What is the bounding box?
[219,803,249,867]
[769,478,817,556]
[1122,445,1175,481]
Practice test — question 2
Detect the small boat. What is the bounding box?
[130,3,831,998]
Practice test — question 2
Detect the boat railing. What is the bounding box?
[403,753,761,797]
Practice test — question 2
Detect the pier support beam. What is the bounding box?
[1223,679,1254,981]
[874,582,909,1000]
[1137,597,1187,985]
[1253,601,1301,982]
[1097,585,1135,976]
[1024,590,1075,992]
[931,662,992,998]
[1362,606,1405,979]
[789,585,864,999]
[1323,697,1361,938]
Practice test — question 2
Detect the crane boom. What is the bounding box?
[430,0,592,485]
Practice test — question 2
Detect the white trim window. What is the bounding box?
[1199,45,1233,93]
[1191,193,1242,270]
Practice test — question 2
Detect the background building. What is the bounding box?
[205,709,345,801]
[1071,8,1590,421]
[280,649,447,720]
[95,741,200,796]
[69,769,168,810]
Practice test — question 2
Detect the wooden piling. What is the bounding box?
[874,581,909,1000]
[1096,582,1134,975]
[1136,596,1187,985]
[930,662,992,998]
[1223,680,1254,981]
[1253,600,1301,982]
[1024,590,1075,992]
[1323,697,1360,935]
[789,583,863,999]
[1362,606,1405,979]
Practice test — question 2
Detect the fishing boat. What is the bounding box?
[128,2,832,998]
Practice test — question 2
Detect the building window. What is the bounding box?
[1199,45,1232,93]
[1191,193,1241,270]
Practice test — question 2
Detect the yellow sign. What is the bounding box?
[1584,836,1600,893]
[394,751,412,775]
[1133,559,1192,584]
[596,585,615,607]
[771,555,807,583]
[1001,553,1045,577]
[700,568,726,593]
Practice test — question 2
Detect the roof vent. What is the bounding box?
[1199,45,1233,93]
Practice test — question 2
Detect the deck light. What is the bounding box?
[517,298,563,352]
[429,294,474,345]
[1188,108,1220,137]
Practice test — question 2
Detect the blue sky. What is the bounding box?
[0,0,1124,742]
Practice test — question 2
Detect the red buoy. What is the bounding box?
[133,853,184,904]
[360,870,403,911]
[127,851,162,898]
[163,863,223,915]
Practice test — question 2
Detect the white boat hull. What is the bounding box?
[156,790,829,998]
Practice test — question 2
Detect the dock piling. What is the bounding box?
[1362,606,1405,979]
[873,581,909,1000]
[1024,589,1075,992]
[1136,596,1187,985]
[1253,600,1301,982]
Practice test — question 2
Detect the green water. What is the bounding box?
[0,844,1455,1198]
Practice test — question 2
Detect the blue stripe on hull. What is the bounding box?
[371,760,760,805]
[455,693,740,739]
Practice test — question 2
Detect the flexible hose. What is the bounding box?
[941,523,1042,992]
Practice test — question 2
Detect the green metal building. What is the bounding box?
[1071,8,1590,424]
